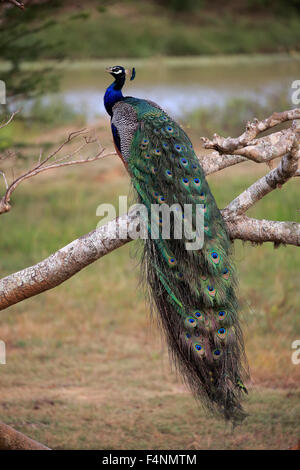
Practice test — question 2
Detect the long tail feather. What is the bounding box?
[125,101,249,422]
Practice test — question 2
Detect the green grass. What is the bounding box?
[16,2,300,59]
[0,138,299,449]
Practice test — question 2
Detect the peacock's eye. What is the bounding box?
[216,327,227,339]
[167,256,177,267]
[185,316,197,328]
[180,158,188,166]
[214,349,221,356]
[195,344,202,351]
[210,251,220,265]
[207,285,216,296]
[222,268,230,279]
[219,311,225,317]
[194,178,200,184]
[182,177,189,183]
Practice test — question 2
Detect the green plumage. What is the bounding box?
[124,98,248,422]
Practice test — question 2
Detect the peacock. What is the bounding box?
[104,65,248,422]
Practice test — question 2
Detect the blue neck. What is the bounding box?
[104,77,125,116]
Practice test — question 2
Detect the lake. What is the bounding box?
[7,54,300,122]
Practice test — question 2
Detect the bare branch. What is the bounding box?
[233,128,296,163]
[0,421,50,450]
[0,214,135,311]
[223,138,300,219]
[201,108,300,154]
[225,216,300,247]
[0,208,299,312]
[199,152,247,175]
[0,0,25,10]
[0,110,19,130]
[0,128,117,215]
[0,171,8,189]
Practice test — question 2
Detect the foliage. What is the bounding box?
[0,1,62,112]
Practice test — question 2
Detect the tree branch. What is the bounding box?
[199,152,247,175]
[0,421,50,450]
[225,216,300,247]
[222,137,300,219]
[0,0,25,10]
[0,127,116,215]
[0,214,134,311]
[201,108,300,154]
[1,209,299,312]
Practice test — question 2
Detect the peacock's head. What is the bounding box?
[105,65,135,81]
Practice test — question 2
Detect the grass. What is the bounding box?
[0,118,299,449]
[12,1,300,60]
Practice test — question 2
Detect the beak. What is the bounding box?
[105,66,113,74]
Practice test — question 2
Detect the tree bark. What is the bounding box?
[0,421,50,450]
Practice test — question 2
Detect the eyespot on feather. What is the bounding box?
[181,177,189,188]
[216,327,227,340]
[167,256,177,267]
[180,157,189,168]
[207,285,216,297]
[185,316,198,328]
[213,348,223,360]
[193,310,205,322]
[194,343,205,356]
[217,310,227,321]
[174,143,183,152]
[210,251,220,265]
[222,268,230,280]
[192,177,201,188]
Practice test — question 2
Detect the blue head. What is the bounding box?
[104,65,136,116]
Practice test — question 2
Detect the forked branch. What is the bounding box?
[0,122,116,215]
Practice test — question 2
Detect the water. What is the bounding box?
[22,56,300,122]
